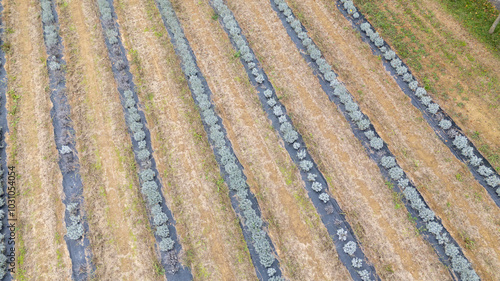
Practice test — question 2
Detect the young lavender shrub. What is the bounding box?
[370,137,383,150]
[273,105,283,117]
[384,50,396,60]
[439,119,452,130]
[297,149,307,160]
[267,98,277,107]
[453,135,468,150]
[300,160,313,172]
[364,130,375,140]
[307,173,317,181]
[477,165,493,177]
[156,224,170,239]
[293,142,301,150]
[49,61,60,71]
[251,67,259,77]
[319,193,329,203]
[268,268,277,277]
[140,169,155,182]
[461,146,474,158]
[409,81,418,91]
[486,176,500,188]
[427,103,439,114]
[255,74,264,84]
[345,101,359,112]
[420,96,432,106]
[396,66,408,76]
[426,221,443,235]
[419,207,435,222]
[389,167,403,180]
[390,58,402,69]
[325,71,336,82]
[415,87,427,98]
[278,115,287,123]
[67,223,84,240]
[60,145,72,155]
[159,237,175,251]
[349,110,363,122]
[358,270,371,281]
[311,182,323,192]
[137,149,150,161]
[357,119,370,131]
[469,155,482,167]
[337,228,348,241]
[360,22,371,32]
[352,258,363,268]
[264,89,273,98]
[153,211,168,226]
[374,37,384,47]
[343,241,357,255]
[380,156,396,168]
[403,73,413,83]
[130,121,143,133]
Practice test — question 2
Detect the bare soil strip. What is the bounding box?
[55,0,166,279]
[334,0,500,208]
[114,0,260,279]
[225,0,460,279]
[209,1,380,280]
[282,0,500,279]
[4,0,73,279]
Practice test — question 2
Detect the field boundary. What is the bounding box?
[152,0,285,279]
[39,0,94,279]
[269,0,480,280]
[334,0,500,208]
[95,0,192,278]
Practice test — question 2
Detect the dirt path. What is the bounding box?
[3,0,73,279]
[223,0,460,279]
[113,0,261,279]
[283,0,500,279]
[55,0,161,279]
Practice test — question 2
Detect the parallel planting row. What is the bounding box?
[0,0,9,278]
[268,0,479,280]
[95,0,191,277]
[337,0,500,207]
[153,0,284,279]
[40,0,93,279]
[210,0,378,280]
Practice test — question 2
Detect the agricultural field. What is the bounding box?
[0,0,498,280]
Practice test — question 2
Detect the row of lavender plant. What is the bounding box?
[152,0,283,280]
[96,0,191,278]
[0,0,9,278]
[337,0,500,207]
[210,0,380,280]
[40,0,94,279]
[269,0,479,280]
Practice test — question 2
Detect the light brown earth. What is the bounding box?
[3,0,73,279]
[114,0,259,279]
[55,0,160,279]
[353,0,500,172]
[223,0,469,279]
[280,0,500,279]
